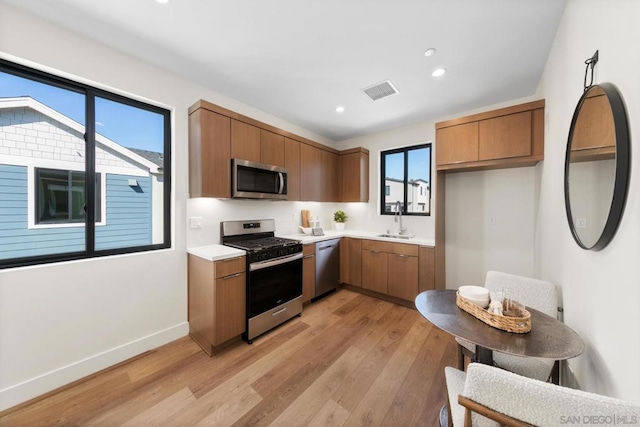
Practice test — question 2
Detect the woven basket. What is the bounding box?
[456,291,531,333]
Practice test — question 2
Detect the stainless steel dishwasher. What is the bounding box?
[315,238,340,298]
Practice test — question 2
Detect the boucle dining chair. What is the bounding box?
[456,271,559,382]
[445,363,640,427]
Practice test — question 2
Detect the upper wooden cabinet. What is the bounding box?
[284,138,301,201]
[436,100,545,172]
[340,148,369,202]
[231,119,260,163]
[188,109,231,198]
[300,143,322,201]
[478,111,531,161]
[436,122,478,165]
[321,150,340,202]
[260,129,285,167]
[189,99,368,201]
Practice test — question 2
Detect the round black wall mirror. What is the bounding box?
[564,83,630,250]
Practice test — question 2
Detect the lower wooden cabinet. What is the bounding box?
[302,243,316,303]
[340,237,362,287]
[418,246,435,293]
[362,249,388,294]
[360,239,422,302]
[387,253,419,300]
[188,255,246,355]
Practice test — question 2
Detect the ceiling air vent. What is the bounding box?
[362,79,399,101]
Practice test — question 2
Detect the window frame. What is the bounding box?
[34,167,105,227]
[380,143,432,216]
[0,58,172,269]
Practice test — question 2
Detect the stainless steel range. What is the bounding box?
[221,219,302,344]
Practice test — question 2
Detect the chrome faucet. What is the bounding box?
[394,201,407,235]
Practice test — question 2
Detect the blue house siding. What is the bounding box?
[0,164,152,260]
[95,174,151,250]
[0,164,84,259]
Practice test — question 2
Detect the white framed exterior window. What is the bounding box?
[31,166,107,229]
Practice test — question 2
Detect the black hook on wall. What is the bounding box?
[583,50,599,92]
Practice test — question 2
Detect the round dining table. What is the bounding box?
[415,289,584,366]
[416,289,584,427]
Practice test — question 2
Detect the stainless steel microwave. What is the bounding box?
[232,159,288,200]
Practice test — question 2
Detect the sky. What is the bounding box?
[385,147,431,184]
[0,70,164,153]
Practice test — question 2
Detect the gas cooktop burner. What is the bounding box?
[226,236,300,252]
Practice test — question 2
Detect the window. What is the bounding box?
[36,168,102,224]
[0,59,171,268]
[380,143,431,216]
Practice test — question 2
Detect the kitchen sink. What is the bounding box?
[377,233,415,240]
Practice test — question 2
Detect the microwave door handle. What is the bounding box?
[278,172,285,194]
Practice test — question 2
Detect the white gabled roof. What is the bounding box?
[0,96,160,174]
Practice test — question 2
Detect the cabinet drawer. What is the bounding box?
[362,239,393,253]
[390,243,418,256]
[215,256,246,278]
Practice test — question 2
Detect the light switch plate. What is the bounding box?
[189,217,203,229]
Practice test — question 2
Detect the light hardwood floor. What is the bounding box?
[0,289,456,426]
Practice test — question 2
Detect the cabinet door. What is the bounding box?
[418,246,435,293]
[300,143,322,201]
[189,109,231,198]
[340,238,350,285]
[388,254,418,301]
[261,129,285,166]
[231,119,260,163]
[362,249,387,294]
[436,122,478,165]
[341,151,369,202]
[303,244,316,303]
[214,272,246,345]
[321,150,339,202]
[348,238,362,287]
[285,138,301,201]
[479,111,531,161]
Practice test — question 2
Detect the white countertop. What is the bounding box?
[188,230,435,261]
[279,229,435,247]
[186,244,245,262]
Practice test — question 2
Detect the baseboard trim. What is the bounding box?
[0,322,188,413]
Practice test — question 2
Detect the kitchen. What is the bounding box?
[1,0,640,424]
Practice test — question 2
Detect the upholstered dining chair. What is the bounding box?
[456,271,559,382]
[445,363,640,427]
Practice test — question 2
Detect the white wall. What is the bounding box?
[0,3,330,411]
[535,0,640,402]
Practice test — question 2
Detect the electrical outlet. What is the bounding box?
[576,217,587,229]
[189,217,203,229]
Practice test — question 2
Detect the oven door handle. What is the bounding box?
[250,252,303,271]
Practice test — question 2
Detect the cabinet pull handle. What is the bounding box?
[222,257,242,262]
[370,250,380,254]
[303,254,315,259]
[397,254,408,258]
[223,273,242,279]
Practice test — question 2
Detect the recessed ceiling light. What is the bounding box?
[424,48,437,57]
[335,106,345,113]
[156,0,170,4]
[432,68,446,77]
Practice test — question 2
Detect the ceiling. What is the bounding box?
[2,0,566,142]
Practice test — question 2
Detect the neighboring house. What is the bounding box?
[0,96,163,259]
[384,177,430,213]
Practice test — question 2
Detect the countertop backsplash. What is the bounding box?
[186,197,435,248]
